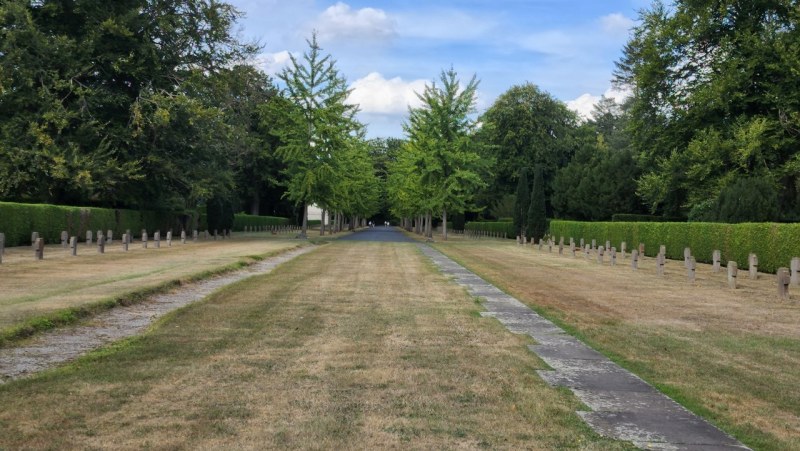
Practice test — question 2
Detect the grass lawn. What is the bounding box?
[432,238,800,451]
[0,241,632,449]
[0,234,305,344]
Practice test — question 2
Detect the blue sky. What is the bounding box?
[227,0,650,137]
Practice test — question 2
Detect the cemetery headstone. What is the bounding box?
[96,230,103,243]
[558,241,563,255]
[181,230,187,244]
[31,231,39,248]
[659,244,666,256]
[591,239,596,250]
[727,261,737,289]
[777,268,791,300]
[791,257,800,286]
[684,247,692,268]
[122,234,129,252]
[34,238,44,260]
[61,231,69,248]
[166,231,172,247]
[86,230,93,246]
[638,243,645,257]
[0,232,5,256]
[597,246,605,264]
[580,238,585,248]
[107,230,113,245]
[631,250,639,270]
[97,235,105,254]
[749,253,758,280]
[570,242,576,258]
[214,229,218,240]
[687,257,696,283]
[657,253,665,276]
[142,232,148,249]
[584,244,591,259]
[712,250,721,273]
[154,231,161,248]
[611,247,617,266]
[70,236,77,256]
[605,240,611,253]
[193,230,198,242]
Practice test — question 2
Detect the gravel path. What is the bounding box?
[0,246,316,383]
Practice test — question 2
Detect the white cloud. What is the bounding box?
[314,2,395,43]
[566,86,631,120]
[600,13,635,36]
[348,72,427,115]
[255,50,293,75]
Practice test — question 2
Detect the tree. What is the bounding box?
[716,176,780,223]
[615,0,800,219]
[271,33,361,237]
[526,166,547,241]
[402,68,487,240]
[513,168,529,239]
[477,83,579,211]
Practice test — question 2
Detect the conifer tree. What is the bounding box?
[513,168,530,239]
[527,166,547,242]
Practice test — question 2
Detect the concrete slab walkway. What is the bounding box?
[417,244,749,451]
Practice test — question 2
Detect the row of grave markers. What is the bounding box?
[0,226,299,264]
[520,236,798,300]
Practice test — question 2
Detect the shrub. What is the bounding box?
[611,214,685,222]
[717,176,780,223]
[549,220,800,274]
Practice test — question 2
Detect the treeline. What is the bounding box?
[388,1,800,238]
[0,2,382,229]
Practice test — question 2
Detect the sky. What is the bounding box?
[226,0,651,138]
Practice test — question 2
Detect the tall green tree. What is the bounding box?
[403,68,487,240]
[526,166,547,242]
[477,83,578,211]
[271,33,362,237]
[615,0,800,219]
[513,168,529,239]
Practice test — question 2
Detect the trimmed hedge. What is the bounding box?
[549,220,800,274]
[0,201,199,247]
[611,214,685,222]
[233,214,292,231]
[465,221,515,239]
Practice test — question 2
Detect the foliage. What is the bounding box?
[615,0,800,218]
[526,166,548,240]
[206,197,235,233]
[513,168,529,237]
[489,194,516,220]
[716,176,781,223]
[232,214,291,231]
[0,201,198,246]
[477,83,578,209]
[550,220,800,274]
[611,214,685,223]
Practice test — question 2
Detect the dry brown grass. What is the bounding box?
[0,241,631,449]
[433,240,800,450]
[0,235,303,331]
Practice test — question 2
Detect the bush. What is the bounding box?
[549,220,800,274]
[717,176,780,223]
[233,214,292,231]
[611,214,685,222]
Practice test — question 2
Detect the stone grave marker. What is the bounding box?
[656,253,665,276]
[631,250,639,270]
[538,239,543,251]
[687,257,696,283]
[727,261,737,289]
[34,238,44,260]
[122,234,129,252]
[570,242,576,257]
[712,250,721,273]
[166,230,172,246]
[569,237,574,246]
[597,246,605,264]
[621,242,627,259]
[777,268,790,300]
[142,232,148,249]
[86,230,93,246]
[154,231,161,248]
[97,235,105,254]
[70,236,77,256]
[791,257,800,286]
[31,231,39,248]
[126,230,132,243]
[0,232,5,256]
[96,230,103,244]
[204,230,208,240]
[214,229,218,240]
[610,247,617,266]
[591,239,596,250]
[605,240,611,253]
[558,241,564,255]
[584,244,591,259]
[659,244,666,256]
[107,230,113,245]
[181,230,187,244]
[580,238,585,248]
[684,247,692,268]
[749,253,758,280]
[193,230,198,242]
[547,239,552,253]
[61,231,69,248]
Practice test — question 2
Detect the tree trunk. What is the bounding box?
[442,208,448,241]
[426,211,433,238]
[301,203,308,238]
[320,208,326,235]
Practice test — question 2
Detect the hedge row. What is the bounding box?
[611,214,686,222]
[465,221,515,239]
[233,214,292,231]
[549,220,800,274]
[0,202,200,247]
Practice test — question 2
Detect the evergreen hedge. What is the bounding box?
[233,214,292,231]
[611,214,685,222]
[549,220,800,274]
[0,201,200,247]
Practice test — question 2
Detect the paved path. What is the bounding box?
[337,226,417,243]
[0,246,316,383]
[417,244,749,451]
